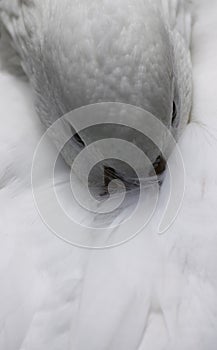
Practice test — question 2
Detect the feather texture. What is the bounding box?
[1,1,217,350]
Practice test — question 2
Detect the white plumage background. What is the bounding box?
[0,1,217,349]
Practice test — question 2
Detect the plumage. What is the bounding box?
[0,1,217,350]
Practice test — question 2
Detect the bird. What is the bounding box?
[0,0,192,192]
[2,1,217,350]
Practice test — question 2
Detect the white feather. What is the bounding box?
[0,1,217,350]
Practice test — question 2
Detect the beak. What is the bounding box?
[104,166,120,192]
[102,156,166,196]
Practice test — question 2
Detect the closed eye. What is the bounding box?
[172,101,177,127]
[73,132,85,147]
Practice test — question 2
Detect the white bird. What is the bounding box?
[1,1,217,350]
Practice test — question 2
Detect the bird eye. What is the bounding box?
[73,132,85,147]
[172,101,177,127]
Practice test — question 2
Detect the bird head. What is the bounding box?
[17,0,192,191]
